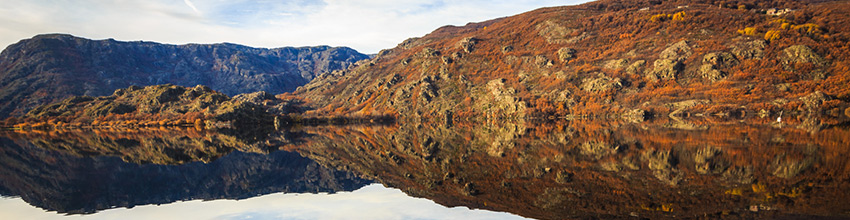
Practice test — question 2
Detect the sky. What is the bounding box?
[0,0,591,54]
[0,184,529,220]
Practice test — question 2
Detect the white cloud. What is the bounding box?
[184,0,201,15]
[0,0,591,54]
[0,184,530,220]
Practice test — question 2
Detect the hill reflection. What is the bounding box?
[0,128,371,215]
[2,120,849,219]
[289,120,850,219]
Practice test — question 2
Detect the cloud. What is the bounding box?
[0,0,590,54]
[184,0,201,15]
[0,184,530,220]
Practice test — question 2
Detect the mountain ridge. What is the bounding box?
[0,33,369,118]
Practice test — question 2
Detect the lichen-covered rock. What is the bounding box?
[535,55,554,68]
[799,91,830,111]
[457,37,478,53]
[580,73,623,93]
[501,45,513,53]
[483,79,527,117]
[646,59,682,81]
[698,64,726,82]
[659,40,692,61]
[626,60,645,74]
[232,91,276,104]
[537,20,576,44]
[781,45,827,66]
[418,47,440,58]
[732,40,766,60]
[703,52,739,68]
[558,48,577,62]
[603,58,629,70]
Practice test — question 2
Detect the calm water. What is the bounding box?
[1,119,849,219]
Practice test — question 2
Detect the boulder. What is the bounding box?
[603,58,629,70]
[626,60,645,74]
[501,45,514,53]
[703,52,739,68]
[698,64,726,82]
[798,91,830,110]
[781,45,827,66]
[732,40,766,60]
[557,48,577,62]
[645,59,682,81]
[457,37,478,53]
[484,79,527,117]
[580,73,623,93]
[535,55,553,68]
[659,40,692,61]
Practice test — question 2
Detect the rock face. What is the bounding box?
[0,34,369,118]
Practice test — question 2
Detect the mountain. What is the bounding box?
[0,34,369,118]
[296,0,850,123]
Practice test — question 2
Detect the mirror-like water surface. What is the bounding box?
[1,119,849,219]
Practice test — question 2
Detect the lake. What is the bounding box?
[1,118,849,219]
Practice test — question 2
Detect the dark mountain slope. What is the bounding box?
[0,34,369,118]
[297,0,850,123]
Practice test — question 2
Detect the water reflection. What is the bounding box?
[1,184,526,220]
[2,119,850,219]
[288,120,850,219]
[0,128,369,215]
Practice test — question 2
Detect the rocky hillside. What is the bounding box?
[0,34,369,118]
[297,0,850,122]
[18,84,275,130]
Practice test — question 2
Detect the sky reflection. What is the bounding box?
[0,184,527,220]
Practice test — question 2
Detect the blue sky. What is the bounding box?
[0,0,590,54]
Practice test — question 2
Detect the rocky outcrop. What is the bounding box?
[537,20,576,44]
[646,59,682,81]
[781,45,827,66]
[659,40,692,61]
[457,37,478,53]
[731,39,766,60]
[26,84,274,128]
[698,51,739,82]
[580,73,623,93]
[645,41,692,81]
[0,34,369,118]
[558,48,577,62]
[483,79,527,117]
[799,91,831,112]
